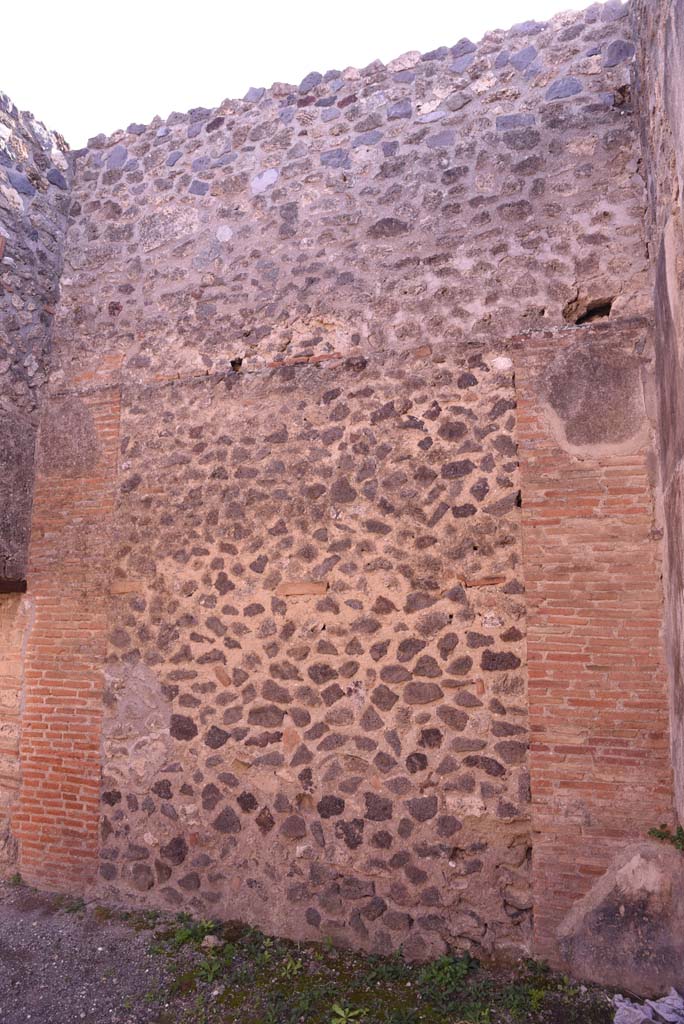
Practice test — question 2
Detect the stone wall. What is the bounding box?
[0,0,680,990]
[0,93,71,581]
[632,0,684,820]
[0,94,71,869]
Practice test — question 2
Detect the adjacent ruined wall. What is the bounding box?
[633,0,684,820]
[0,95,70,869]
[0,93,71,581]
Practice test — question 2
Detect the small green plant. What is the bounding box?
[502,982,546,1019]
[64,897,85,914]
[418,952,476,996]
[8,872,22,887]
[280,954,304,979]
[330,1004,366,1023]
[256,935,275,966]
[649,823,684,851]
[382,1009,420,1024]
[362,950,410,985]
[169,916,217,949]
[196,955,222,984]
[222,941,237,968]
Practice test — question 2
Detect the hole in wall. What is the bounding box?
[563,295,614,325]
[613,84,631,108]
[575,299,613,325]
[230,357,243,372]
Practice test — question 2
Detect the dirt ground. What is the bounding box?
[0,880,174,1024]
[0,878,617,1024]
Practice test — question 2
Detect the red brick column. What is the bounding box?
[12,386,121,890]
[0,595,30,870]
[515,325,673,961]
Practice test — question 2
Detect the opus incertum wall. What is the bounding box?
[0,93,70,869]
[0,0,682,995]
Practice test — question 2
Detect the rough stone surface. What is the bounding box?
[0,93,71,581]
[558,842,684,994]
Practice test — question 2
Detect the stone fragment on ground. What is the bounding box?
[614,989,684,1024]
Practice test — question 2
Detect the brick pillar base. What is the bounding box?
[0,594,31,870]
[515,322,673,961]
[12,387,120,890]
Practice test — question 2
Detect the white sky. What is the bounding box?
[5,0,587,148]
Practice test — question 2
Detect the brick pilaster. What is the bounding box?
[12,386,121,889]
[515,325,673,960]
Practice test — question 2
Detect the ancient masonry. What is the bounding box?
[0,0,683,994]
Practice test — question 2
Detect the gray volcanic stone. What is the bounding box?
[6,170,35,196]
[160,836,188,865]
[450,54,475,73]
[422,46,449,61]
[248,704,285,726]
[318,795,345,818]
[496,113,536,130]
[353,130,383,148]
[371,685,399,711]
[407,796,438,821]
[204,726,229,748]
[299,71,322,93]
[451,38,476,57]
[546,76,583,100]
[404,682,443,704]
[426,130,455,148]
[442,459,476,478]
[321,148,350,168]
[481,650,521,671]
[368,218,409,238]
[212,806,241,833]
[603,39,635,66]
[511,19,544,34]
[463,755,505,777]
[281,814,307,839]
[170,715,198,741]
[364,793,392,821]
[107,145,128,169]
[388,99,412,119]
[510,45,538,70]
[47,168,67,189]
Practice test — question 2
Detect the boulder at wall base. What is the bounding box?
[557,841,684,997]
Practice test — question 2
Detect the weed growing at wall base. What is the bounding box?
[142,911,613,1024]
[649,824,684,851]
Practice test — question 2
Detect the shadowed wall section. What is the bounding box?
[633,0,684,820]
[0,92,71,869]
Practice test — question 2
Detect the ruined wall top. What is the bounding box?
[48,0,649,395]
